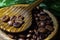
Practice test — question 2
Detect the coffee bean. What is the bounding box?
[34,29,39,36]
[8,34,13,39]
[38,27,46,33]
[29,30,33,33]
[34,14,37,17]
[39,15,46,20]
[13,21,21,28]
[21,16,24,20]
[32,35,37,39]
[17,15,24,20]
[37,13,40,17]
[36,6,40,10]
[40,11,45,15]
[37,21,45,27]
[8,20,14,26]
[35,17,38,21]
[37,37,40,40]
[19,35,25,38]
[26,34,31,38]
[1,15,10,22]
[18,38,25,40]
[31,38,35,40]
[46,20,53,25]
[45,25,54,31]
[26,38,30,40]
[46,16,52,20]
[39,35,42,39]
[10,16,16,21]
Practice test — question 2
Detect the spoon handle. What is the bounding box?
[26,0,43,11]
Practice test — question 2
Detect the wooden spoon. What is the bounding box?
[0,0,43,33]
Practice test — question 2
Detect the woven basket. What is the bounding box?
[0,4,58,40]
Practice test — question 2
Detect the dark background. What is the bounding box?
[52,16,60,40]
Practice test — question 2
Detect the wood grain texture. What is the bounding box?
[0,4,32,33]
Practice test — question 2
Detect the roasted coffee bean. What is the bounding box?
[8,34,13,39]
[31,38,35,40]
[34,29,39,36]
[13,21,24,28]
[36,6,40,10]
[13,21,21,28]
[38,27,46,33]
[21,16,24,20]
[46,16,52,20]
[45,31,51,36]
[29,30,33,34]
[34,14,37,17]
[37,21,45,27]
[40,34,46,39]
[10,16,17,21]
[40,11,45,15]
[26,34,32,38]
[13,36,17,39]
[32,7,40,14]
[37,13,40,17]
[35,17,38,21]
[37,37,40,40]
[8,20,14,26]
[17,15,21,18]
[17,15,24,20]
[18,38,25,40]
[32,35,37,39]
[39,15,46,20]
[39,35,42,40]
[1,15,10,22]
[26,38,30,40]
[45,25,54,32]
[19,35,25,38]
[46,20,53,25]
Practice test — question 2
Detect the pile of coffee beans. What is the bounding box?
[1,15,24,28]
[3,6,54,40]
